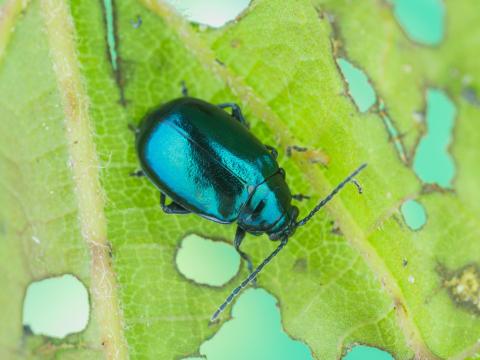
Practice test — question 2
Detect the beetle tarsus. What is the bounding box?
[265,144,278,159]
[286,145,308,157]
[160,193,191,214]
[128,123,140,135]
[181,81,189,97]
[218,103,249,128]
[292,193,310,201]
[130,169,145,177]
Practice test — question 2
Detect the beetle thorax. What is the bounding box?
[237,171,298,238]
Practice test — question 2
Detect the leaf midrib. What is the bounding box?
[39,0,128,358]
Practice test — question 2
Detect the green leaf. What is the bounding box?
[0,0,479,359]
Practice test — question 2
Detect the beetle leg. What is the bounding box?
[160,193,191,214]
[265,144,278,159]
[217,103,248,127]
[234,227,257,286]
[292,193,311,201]
[181,81,189,97]
[130,169,145,177]
[128,123,140,135]
[286,145,308,157]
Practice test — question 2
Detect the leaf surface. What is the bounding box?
[0,0,479,359]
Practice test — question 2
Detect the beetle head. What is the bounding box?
[267,205,299,240]
[238,170,296,236]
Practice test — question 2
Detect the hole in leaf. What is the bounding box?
[413,89,456,188]
[336,58,377,113]
[22,274,90,338]
[199,288,312,360]
[343,345,394,360]
[103,0,117,71]
[400,199,427,231]
[176,234,240,286]
[389,0,445,46]
[166,0,251,28]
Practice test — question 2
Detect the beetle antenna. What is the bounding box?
[296,163,367,227]
[210,236,288,322]
[209,164,366,322]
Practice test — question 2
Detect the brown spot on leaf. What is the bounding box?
[442,264,480,315]
[330,220,343,236]
[293,258,307,272]
[231,38,242,48]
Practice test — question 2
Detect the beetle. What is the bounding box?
[131,90,366,321]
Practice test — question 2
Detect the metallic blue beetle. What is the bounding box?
[133,93,366,321]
